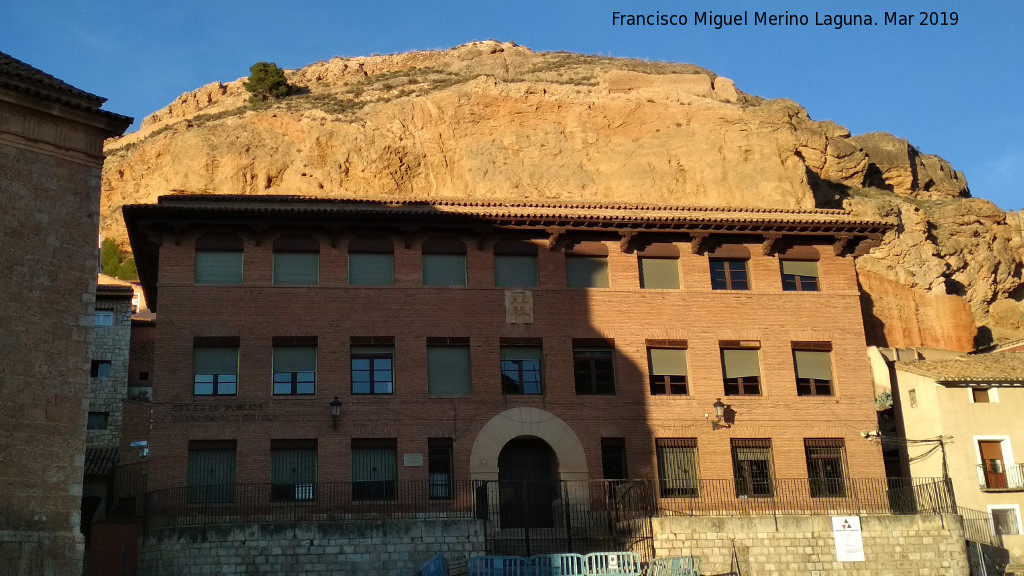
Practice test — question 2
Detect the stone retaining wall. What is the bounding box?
[653,513,969,576]
[138,519,482,575]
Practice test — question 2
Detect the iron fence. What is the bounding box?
[976,463,1024,491]
[146,476,955,530]
[959,506,1002,547]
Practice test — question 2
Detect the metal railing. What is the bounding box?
[976,463,1024,491]
[145,477,956,530]
[958,506,1002,547]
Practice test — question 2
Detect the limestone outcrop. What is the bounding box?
[101,41,1024,347]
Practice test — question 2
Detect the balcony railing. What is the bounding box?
[977,463,1024,491]
[144,477,955,530]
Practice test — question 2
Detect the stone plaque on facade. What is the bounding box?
[505,290,534,324]
[403,453,424,467]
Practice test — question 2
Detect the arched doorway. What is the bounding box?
[498,437,559,529]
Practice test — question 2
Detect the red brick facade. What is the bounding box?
[126,196,889,496]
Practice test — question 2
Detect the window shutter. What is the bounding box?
[349,253,394,286]
[194,347,238,375]
[794,351,832,381]
[427,346,471,396]
[423,254,467,286]
[640,258,680,289]
[566,257,609,288]
[273,346,317,373]
[781,260,819,277]
[649,349,688,375]
[494,255,538,287]
[195,252,243,285]
[273,252,319,285]
[500,346,543,363]
[722,349,760,379]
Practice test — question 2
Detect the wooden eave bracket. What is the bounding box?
[400,226,419,249]
[761,233,782,256]
[546,227,565,251]
[852,234,884,257]
[619,232,638,254]
[690,232,709,254]
[832,234,854,256]
[327,226,346,249]
[473,227,491,251]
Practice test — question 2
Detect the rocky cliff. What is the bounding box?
[101,41,1024,348]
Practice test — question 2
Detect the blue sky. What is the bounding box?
[5,0,1022,211]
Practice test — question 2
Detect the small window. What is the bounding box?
[193,343,238,396]
[500,346,543,395]
[90,360,112,378]
[648,348,688,396]
[351,345,394,395]
[270,440,317,502]
[793,344,833,396]
[908,388,918,408]
[805,439,847,498]
[732,439,774,498]
[187,440,236,504]
[993,508,1021,536]
[348,235,394,286]
[638,244,681,289]
[194,233,243,285]
[272,343,317,396]
[972,388,994,403]
[427,342,471,396]
[87,412,109,430]
[657,438,699,498]
[273,234,319,286]
[494,240,539,287]
[573,345,615,395]
[781,260,819,292]
[601,438,628,480]
[721,344,761,396]
[422,237,467,286]
[428,438,454,500]
[710,259,749,290]
[351,439,397,501]
[93,310,114,326]
[139,371,150,381]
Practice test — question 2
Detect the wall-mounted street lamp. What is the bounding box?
[329,397,342,430]
[706,398,731,430]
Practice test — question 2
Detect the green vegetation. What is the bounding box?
[100,238,139,281]
[243,62,294,103]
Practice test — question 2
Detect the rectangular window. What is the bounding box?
[351,346,394,394]
[709,259,749,290]
[195,251,243,285]
[500,346,543,395]
[427,342,471,396]
[187,440,236,504]
[90,360,112,378]
[781,260,820,291]
[349,253,394,286]
[721,345,761,396]
[271,440,317,502]
[87,412,109,430]
[352,439,397,501]
[732,439,774,498]
[639,258,680,289]
[495,254,538,288]
[601,438,629,480]
[93,310,114,326]
[193,344,238,396]
[428,438,454,500]
[972,388,993,403]
[273,252,319,286]
[573,346,615,395]
[805,439,847,498]
[566,256,609,288]
[657,438,699,498]
[993,508,1021,536]
[793,344,834,396]
[423,254,467,286]
[272,344,317,396]
[648,347,688,396]
[908,388,918,408]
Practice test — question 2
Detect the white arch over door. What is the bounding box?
[469,407,589,482]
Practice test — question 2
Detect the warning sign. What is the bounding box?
[832,516,865,562]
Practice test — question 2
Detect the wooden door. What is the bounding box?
[979,441,1007,489]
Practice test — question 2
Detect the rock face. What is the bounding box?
[101,41,1024,347]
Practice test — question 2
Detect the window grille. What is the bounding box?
[351,439,397,501]
[656,438,699,497]
[187,440,236,503]
[271,440,317,502]
[731,439,774,498]
[428,438,453,500]
[805,438,847,497]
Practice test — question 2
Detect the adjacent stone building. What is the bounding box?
[0,51,131,574]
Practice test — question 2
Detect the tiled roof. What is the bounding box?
[0,50,131,122]
[97,273,135,295]
[148,194,895,229]
[896,351,1024,384]
[84,446,119,477]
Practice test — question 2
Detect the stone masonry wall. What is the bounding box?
[653,513,969,576]
[88,291,133,447]
[138,519,483,576]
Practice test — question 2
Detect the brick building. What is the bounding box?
[0,52,131,574]
[125,194,892,515]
